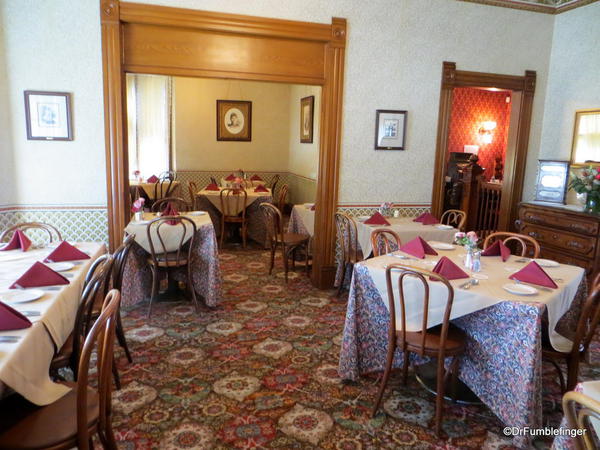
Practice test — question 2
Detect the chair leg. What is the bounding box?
[434,357,446,437]
[304,245,309,276]
[566,357,580,392]
[242,222,247,249]
[269,245,276,275]
[112,357,121,390]
[103,421,119,450]
[188,265,201,313]
[148,267,159,319]
[402,349,410,385]
[372,340,396,417]
[548,358,567,393]
[283,245,289,283]
[336,262,347,297]
[291,248,296,270]
[116,311,133,363]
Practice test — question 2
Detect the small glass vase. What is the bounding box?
[585,195,600,215]
[464,247,474,271]
[134,211,143,221]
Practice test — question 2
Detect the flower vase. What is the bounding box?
[585,195,600,215]
[134,211,143,221]
[464,247,474,271]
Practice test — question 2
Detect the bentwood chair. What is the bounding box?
[371,228,402,257]
[371,264,466,437]
[159,170,176,181]
[268,174,280,198]
[154,178,174,201]
[210,176,219,186]
[483,232,540,258]
[261,203,310,282]
[562,390,600,449]
[187,181,198,210]
[440,209,467,231]
[277,184,289,213]
[0,289,121,450]
[219,188,248,248]
[335,213,363,296]
[543,275,600,393]
[146,216,199,318]
[0,222,62,246]
[151,197,190,213]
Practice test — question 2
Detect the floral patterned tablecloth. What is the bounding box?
[339,263,587,448]
[121,219,222,308]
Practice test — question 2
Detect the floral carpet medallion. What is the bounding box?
[110,246,600,448]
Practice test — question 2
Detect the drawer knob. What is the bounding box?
[528,231,540,239]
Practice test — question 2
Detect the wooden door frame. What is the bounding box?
[100,0,346,288]
[431,61,536,231]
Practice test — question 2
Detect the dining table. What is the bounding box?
[338,244,587,448]
[220,177,265,188]
[122,211,222,308]
[195,186,273,247]
[0,242,106,405]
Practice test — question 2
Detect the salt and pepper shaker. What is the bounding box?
[472,251,481,273]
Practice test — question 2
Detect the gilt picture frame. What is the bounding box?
[216,100,252,142]
[300,95,314,143]
[375,109,407,150]
[24,90,73,141]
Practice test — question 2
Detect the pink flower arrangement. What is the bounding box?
[131,197,145,213]
[454,231,479,249]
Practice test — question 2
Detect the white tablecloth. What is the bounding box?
[197,187,272,216]
[290,204,315,236]
[363,245,585,351]
[124,212,213,254]
[130,180,181,201]
[0,242,106,405]
[357,217,457,257]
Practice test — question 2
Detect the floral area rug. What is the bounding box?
[111,247,600,449]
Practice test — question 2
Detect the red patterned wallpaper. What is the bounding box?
[447,87,512,180]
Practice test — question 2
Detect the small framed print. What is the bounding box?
[24,90,73,141]
[300,95,314,143]
[216,100,252,141]
[534,159,570,204]
[374,109,407,150]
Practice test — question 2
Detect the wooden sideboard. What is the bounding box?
[518,202,600,279]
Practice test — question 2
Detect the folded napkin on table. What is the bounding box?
[254,185,269,193]
[44,241,90,263]
[399,237,438,259]
[146,175,159,183]
[225,174,236,181]
[310,204,316,211]
[0,301,32,331]
[10,261,70,289]
[481,240,511,262]
[431,256,469,280]
[204,183,220,191]
[413,212,439,225]
[509,261,558,288]
[364,212,390,226]
[0,230,32,252]
[250,175,263,181]
[161,202,180,225]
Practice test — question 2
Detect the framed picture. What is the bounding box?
[216,100,252,141]
[24,91,73,141]
[374,109,407,150]
[534,159,570,204]
[300,95,314,143]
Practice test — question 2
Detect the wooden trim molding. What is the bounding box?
[458,0,598,14]
[100,1,346,288]
[431,62,536,233]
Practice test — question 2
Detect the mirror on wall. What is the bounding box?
[571,109,600,166]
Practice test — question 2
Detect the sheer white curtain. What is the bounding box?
[126,74,172,179]
[575,113,600,163]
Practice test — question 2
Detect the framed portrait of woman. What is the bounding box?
[216,100,252,141]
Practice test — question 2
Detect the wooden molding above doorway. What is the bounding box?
[99,1,346,288]
[431,61,536,232]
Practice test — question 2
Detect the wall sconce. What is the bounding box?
[464,144,480,155]
[479,121,496,144]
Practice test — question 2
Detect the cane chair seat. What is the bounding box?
[403,324,466,355]
[147,252,189,267]
[282,232,310,245]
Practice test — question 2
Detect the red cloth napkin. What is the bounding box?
[0,302,31,331]
[310,204,316,211]
[44,241,90,263]
[225,174,236,181]
[400,237,439,259]
[364,212,390,226]
[413,212,439,225]
[0,230,32,252]
[250,175,263,181]
[432,256,470,280]
[509,261,558,288]
[162,202,180,225]
[254,185,269,193]
[10,262,70,289]
[482,240,511,262]
[205,183,220,191]
[146,175,159,183]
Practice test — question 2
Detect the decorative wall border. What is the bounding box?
[458,0,598,14]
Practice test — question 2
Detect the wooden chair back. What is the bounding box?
[385,263,455,358]
[0,222,62,245]
[483,232,541,258]
[151,197,189,213]
[440,209,467,231]
[111,234,136,291]
[277,184,289,212]
[570,281,600,359]
[146,216,197,267]
[269,174,280,196]
[187,181,198,209]
[371,228,402,257]
[159,170,176,181]
[76,289,121,449]
[335,213,360,264]
[562,390,600,450]
[219,188,248,219]
[261,203,283,247]
[210,176,218,186]
[154,178,174,200]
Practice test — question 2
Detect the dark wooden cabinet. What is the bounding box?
[518,202,600,279]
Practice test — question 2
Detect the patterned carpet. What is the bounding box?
[111,246,600,449]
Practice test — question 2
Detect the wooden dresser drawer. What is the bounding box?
[520,207,599,236]
[538,247,594,276]
[520,223,597,258]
